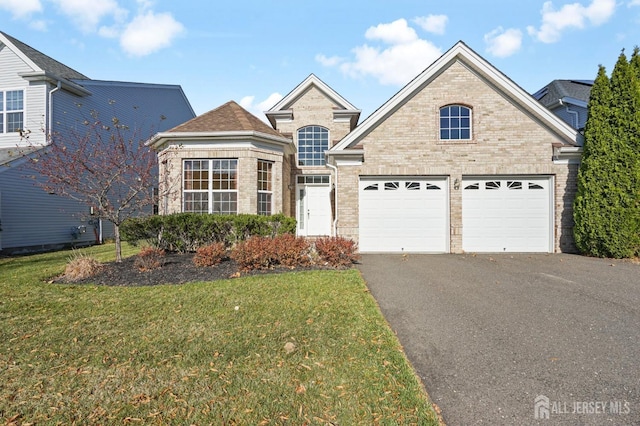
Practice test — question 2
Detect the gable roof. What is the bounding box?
[265,74,361,128]
[331,41,581,153]
[533,79,593,109]
[0,31,88,80]
[147,100,291,150]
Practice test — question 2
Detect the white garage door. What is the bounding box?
[359,178,448,253]
[462,177,552,252]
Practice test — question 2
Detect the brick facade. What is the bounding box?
[333,61,579,253]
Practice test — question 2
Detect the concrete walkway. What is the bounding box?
[358,253,640,425]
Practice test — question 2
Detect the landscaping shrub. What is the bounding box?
[314,236,360,267]
[193,242,227,267]
[121,213,296,253]
[64,253,103,281]
[134,246,166,271]
[230,234,311,270]
[272,234,311,267]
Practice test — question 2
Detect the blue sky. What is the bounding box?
[2,0,640,121]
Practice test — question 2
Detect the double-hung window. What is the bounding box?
[298,125,328,166]
[183,159,237,214]
[257,160,273,215]
[0,90,24,133]
[439,105,471,140]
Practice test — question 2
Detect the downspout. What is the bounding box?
[48,81,62,138]
[560,99,580,130]
[326,161,338,237]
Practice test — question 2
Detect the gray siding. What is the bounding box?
[550,105,588,130]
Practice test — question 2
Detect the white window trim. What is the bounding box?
[0,88,26,134]
[183,159,238,214]
[257,159,273,216]
[439,104,472,141]
[297,125,329,167]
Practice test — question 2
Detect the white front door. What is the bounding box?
[297,183,332,236]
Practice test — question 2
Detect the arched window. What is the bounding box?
[298,125,329,166]
[440,105,471,140]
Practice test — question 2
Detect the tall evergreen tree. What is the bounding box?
[574,51,640,258]
[574,65,615,256]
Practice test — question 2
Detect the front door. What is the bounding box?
[297,179,331,237]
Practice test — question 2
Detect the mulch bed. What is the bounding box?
[55,252,339,286]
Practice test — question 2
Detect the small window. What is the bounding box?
[426,183,441,190]
[257,160,273,216]
[464,183,480,190]
[384,182,399,190]
[364,184,379,191]
[297,175,330,185]
[405,182,420,190]
[529,182,544,190]
[507,181,522,190]
[440,105,471,140]
[485,181,501,190]
[0,90,24,133]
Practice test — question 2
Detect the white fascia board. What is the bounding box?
[147,131,292,151]
[20,71,91,96]
[332,41,580,152]
[0,33,42,74]
[326,149,364,165]
[553,146,582,164]
[561,97,588,109]
[268,74,358,112]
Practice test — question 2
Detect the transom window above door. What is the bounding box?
[440,105,471,140]
[298,125,329,166]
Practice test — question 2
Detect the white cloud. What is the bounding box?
[315,54,343,67]
[119,11,184,56]
[413,14,448,35]
[527,0,616,43]
[484,27,523,57]
[51,0,127,33]
[630,0,640,5]
[364,19,419,45]
[318,19,441,86]
[0,0,42,19]
[240,93,283,123]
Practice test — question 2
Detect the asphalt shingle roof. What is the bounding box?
[1,31,89,80]
[167,100,283,138]
[533,79,593,107]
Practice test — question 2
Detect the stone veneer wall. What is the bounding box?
[335,61,578,253]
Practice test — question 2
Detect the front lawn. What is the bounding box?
[0,244,438,424]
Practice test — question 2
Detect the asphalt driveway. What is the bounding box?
[358,254,640,425]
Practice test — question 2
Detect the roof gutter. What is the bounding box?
[48,80,62,137]
[146,130,292,150]
[19,71,91,96]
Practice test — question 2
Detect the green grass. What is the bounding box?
[0,244,438,425]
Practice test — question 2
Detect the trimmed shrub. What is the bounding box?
[230,234,311,270]
[314,237,360,267]
[121,213,296,253]
[193,242,227,267]
[272,234,311,267]
[64,253,103,281]
[134,247,166,271]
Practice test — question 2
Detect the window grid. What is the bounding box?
[257,160,273,216]
[183,159,237,214]
[298,125,329,166]
[0,90,25,133]
[440,105,471,140]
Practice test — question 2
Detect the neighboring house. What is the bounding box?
[533,79,593,131]
[0,32,195,253]
[150,41,583,254]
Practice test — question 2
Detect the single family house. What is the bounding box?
[148,41,583,253]
[0,31,195,253]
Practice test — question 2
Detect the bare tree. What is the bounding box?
[24,110,167,262]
